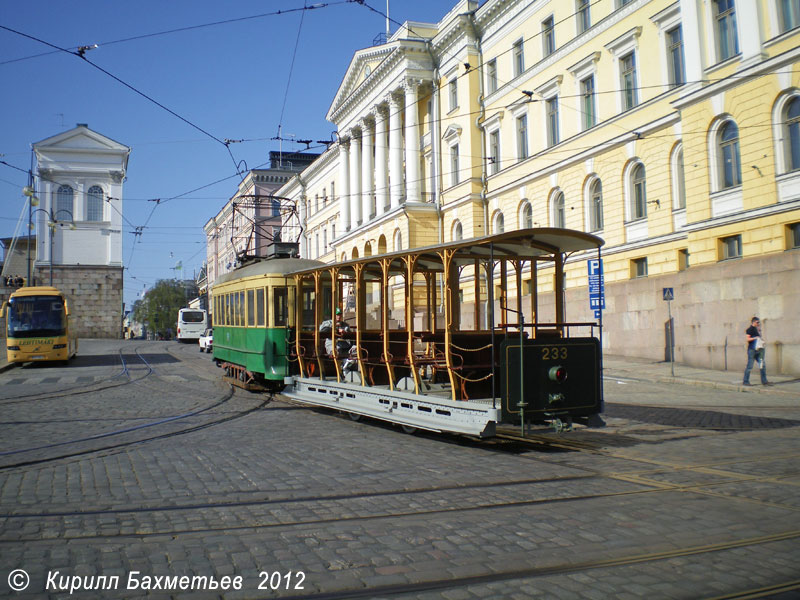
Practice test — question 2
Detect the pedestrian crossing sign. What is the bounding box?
[663,287,674,301]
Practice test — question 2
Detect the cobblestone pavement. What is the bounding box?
[0,341,798,599]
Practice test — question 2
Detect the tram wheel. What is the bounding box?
[401,425,417,434]
[348,412,362,422]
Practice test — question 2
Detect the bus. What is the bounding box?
[1,286,78,364]
[176,308,207,342]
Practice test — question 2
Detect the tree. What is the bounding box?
[132,279,188,339]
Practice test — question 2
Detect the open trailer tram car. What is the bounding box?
[212,229,605,437]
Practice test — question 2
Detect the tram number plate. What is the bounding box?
[30,355,45,360]
[541,346,567,360]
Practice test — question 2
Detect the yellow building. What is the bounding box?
[279,0,800,375]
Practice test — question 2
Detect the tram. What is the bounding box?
[1,286,78,363]
[211,229,605,437]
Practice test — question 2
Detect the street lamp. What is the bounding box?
[31,207,75,286]
[23,185,39,286]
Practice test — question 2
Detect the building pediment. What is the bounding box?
[328,45,398,121]
[33,125,130,155]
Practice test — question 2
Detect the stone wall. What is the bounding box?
[28,265,123,339]
[562,251,800,377]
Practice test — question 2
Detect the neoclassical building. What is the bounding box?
[278,0,800,375]
[32,124,130,337]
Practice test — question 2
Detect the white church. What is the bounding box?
[33,124,130,338]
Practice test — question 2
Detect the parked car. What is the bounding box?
[199,328,213,353]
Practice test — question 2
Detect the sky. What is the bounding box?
[0,0,462,310]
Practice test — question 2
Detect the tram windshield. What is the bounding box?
[6,295,67,338]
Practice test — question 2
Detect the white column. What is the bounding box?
[361,118,374,222]
[389,92,404,209]
[375,106,388,216]
[299,194,308,257]
[349,129,362,229]
[404,79,421,203]
[679,0,705,88]
[736,0,765,65]
[338,139,351,231]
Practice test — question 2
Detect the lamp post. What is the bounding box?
[22,184,39,286]
[31,207,75,286]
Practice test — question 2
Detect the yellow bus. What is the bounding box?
[1,286,78,364]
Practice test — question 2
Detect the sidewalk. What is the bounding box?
[603,354,800,400]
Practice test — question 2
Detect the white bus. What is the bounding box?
[177,308,207,342]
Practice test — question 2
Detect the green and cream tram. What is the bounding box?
[212,230,604,437]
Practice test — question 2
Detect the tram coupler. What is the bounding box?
[545,412,573,433]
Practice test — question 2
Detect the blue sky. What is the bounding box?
[0,0,461,310]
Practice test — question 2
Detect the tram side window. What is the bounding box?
[247,289,255,327]
[273,287,288,327]
[256,288,265,327]
[226,294,232,326]
[239,291,245,326]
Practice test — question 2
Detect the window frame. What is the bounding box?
[487,59,498,94]
[713,0,739,62]
[720,234,743,260]
[718,120,742,190]
[542,16,556,57]
[631,257,648,278]
[87,185,104,222]
[577,0,591,34]
[512,39,525,77]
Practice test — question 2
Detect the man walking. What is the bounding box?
[743,316,771,386]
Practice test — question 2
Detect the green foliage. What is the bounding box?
[132,279,188,338]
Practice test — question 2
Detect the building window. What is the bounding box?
[516,114,528,160]
[55,185,74,219]
[449,78,458,112]
[719,121,742,189]
[631,257,648,278]
[720,234,742,260]
[621,52,638,111]
[577,0,591,33]
[589,179,603,231]
[678,248,690,271]
[513,39,524,77]
[546,97,560,147]
[780,0,800,32]
[494,211,505,234]
[542,17,555,57]
[450,144,460,186]
[332,223,336,241]
[786,97,800,172]
[714,0,739,61]
[673,147,686,209]
[631,163,647,220]
[788,222,800,248]
[87,185,104,221]
[667,26,685,87]
[553,192,565,228]
[394,229,402,251]
[315,194,319,212]
[323,229,328,253]
[489,130,500,175]
[487,59,498,93]
[581,75,596,130]
[521,201,533,229]
[452,220,463,241]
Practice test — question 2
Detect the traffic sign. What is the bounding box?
[663,287,674,301]
[588,259,605,311]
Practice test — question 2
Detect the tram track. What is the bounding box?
[3,460,798,543]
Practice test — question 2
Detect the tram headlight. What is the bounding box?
[548,365,567,383]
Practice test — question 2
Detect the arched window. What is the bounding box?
[493,211,504,234]
[56,185,74,220]
[87,185,104,221]
[671,146,686,209]
[786,97,800,172]
[520,201,533,229]
[452,220,463,241]
[718,120,741,189]
[589,179,603,231]
[394,228,402,251]
[553,192,565,228]
[631,163,647,220]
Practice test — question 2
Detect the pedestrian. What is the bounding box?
[743,316,772,386]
